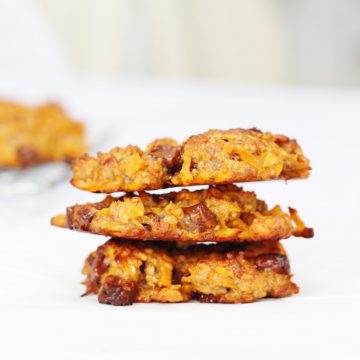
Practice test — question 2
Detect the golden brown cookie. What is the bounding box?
[71,128,310,193]
[52,184,313,242]
[0,101,87,168]
[82,239,299,305]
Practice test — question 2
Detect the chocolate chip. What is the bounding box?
[250,254,290,274]
[98,276,138,306]
[183,202,219,232]
[150,145,182,171]
[18,147,40,167]
[66,205,96,231]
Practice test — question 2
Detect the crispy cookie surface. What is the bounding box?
[0,101,87,168]
[83,239,299,305]
[52,185,313,242]
[71,128,310,192]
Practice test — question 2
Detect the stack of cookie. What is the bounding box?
[52,128,313,305]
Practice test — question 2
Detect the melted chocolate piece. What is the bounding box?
[18,147,40,167]
[67,206,96,231]
[150,145,182,171]
[183,202,219,232]
[98,276,138,306]
[67,202,107,231]
[250,254,290,275]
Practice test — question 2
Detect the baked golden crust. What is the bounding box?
[82,239,299,305]
[71,128,310,193]
[0,101,87,168]
[52,184,313,242]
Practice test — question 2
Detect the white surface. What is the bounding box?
[0,0,70,75]
[0,78,359,359]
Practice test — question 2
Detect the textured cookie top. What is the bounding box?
[52,184,313,243]
[82,239,299,305]
[0,101,87,168]
[71,128,310,193]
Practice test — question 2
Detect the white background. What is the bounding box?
[0,77,359,359]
